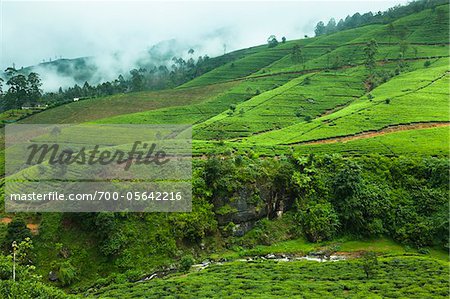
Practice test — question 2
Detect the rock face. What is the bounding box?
[213,187,294,235]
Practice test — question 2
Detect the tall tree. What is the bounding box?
[291,45,304,65]
[130,69,145,92]
[325,18,337,34]
[336,19,345,31]
[267,35,279,48]
[0,78,3,97]
[5,72,28,109]
[27,72,42,103]
[387,23,395,44]
[364,39,378,71]
[314,21,326,36]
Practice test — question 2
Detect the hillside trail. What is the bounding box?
[291,121,450,146]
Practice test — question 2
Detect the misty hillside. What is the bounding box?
[0,1,449,298]
[19,2,449,158]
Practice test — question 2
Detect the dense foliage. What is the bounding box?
[199,154,449,249]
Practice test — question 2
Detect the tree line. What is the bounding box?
[0,50,218,112]
[314,0,447,36]
[0,68,43,111]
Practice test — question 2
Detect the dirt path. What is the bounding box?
[292,122,450,146]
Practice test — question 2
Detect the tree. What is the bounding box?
[130,69,145,91]
[58,260,78,286]
[117,74,128,92]
[336,19,345,31]
[188,48,195,55]
[297,201,340,242]
[361,251,378,279]
[82,81,92,96]
[399,40,409,56]
[332,54,342,69]
[314,21,326,36]
[281,36,286,43]
[364,39,378,71]
[325,18,337,34]
[5,70,28,109]
[387,23,395,44]
[26,72,42,103]
[15,237,34,265]
[291,45,304,66]
[267,35,279,48]
[180,255,194,272]
[3,219,32,251]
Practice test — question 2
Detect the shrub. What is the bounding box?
[180,255,195,272]
[423,60,431,68]
[58,260,78,286]
[361,252,378,279]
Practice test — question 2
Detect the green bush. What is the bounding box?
[297,201,340,242]
[58,260,78,286]
[180,255,195,272]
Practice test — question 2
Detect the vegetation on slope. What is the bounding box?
[0,1,448,298]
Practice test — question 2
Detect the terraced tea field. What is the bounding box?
[17,5,449,159]
[90,256,449,298]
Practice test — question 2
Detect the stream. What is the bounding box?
[138,253,349,282]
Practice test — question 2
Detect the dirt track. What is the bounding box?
[296,122,450,145]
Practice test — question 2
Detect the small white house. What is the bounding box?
[73,97,80,102]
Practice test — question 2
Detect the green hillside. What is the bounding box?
[62,4,448,158]
[1,2,449,298]
[21,5,450,158]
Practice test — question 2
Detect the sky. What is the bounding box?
[1,0,410,91]
[1,0,409,69]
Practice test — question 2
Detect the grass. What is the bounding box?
[179,40,313,88]
[244,61,449,146]
[194,67,366,140]
[292,126,450,156]
[209,236,448,262]
[20,82,236,124]
[0,109,37,123]
[93,73,298,125]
